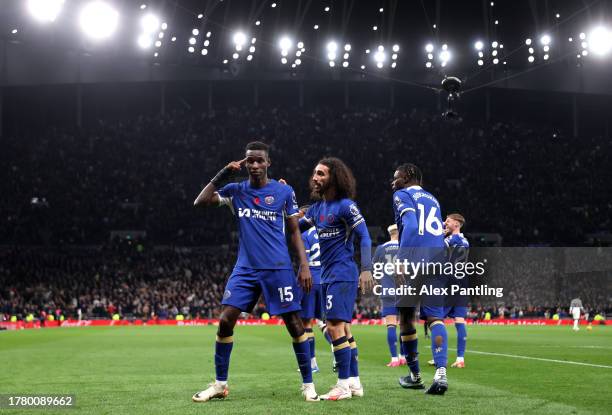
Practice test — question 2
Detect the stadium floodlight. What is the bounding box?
[579,32,586,40]
[540,34,551,45]
[298,41,305,49]
[192,28,199,36]
[342,61,349,68]
[477,59,484,66]
[439,50,451,63]
[79,1,119,39]
[525,38,532,45]
[588,26,612,56]
[392,44,400,52]
[425,61,432,68]
[189,37,196,45]
[137,34,151,49]
[327,41,338,52]
[246,54,252,61]
[11,28,18,34]
[232,53,239,59]
[425,43,434,53]
[279,36,293,51]
[197,13,203,19]
[374,50,386,68]
[344,44,351,52]
[474,41,484,51]
[27,0,64,23]
[201,49,208,55]
[492,41,498,48]
[141,14,159,33]
[360,65,365,69]
[188,46,194,53]
[233,31,247,48]
[528,55,535,62]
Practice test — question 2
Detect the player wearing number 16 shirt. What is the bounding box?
[392,163,450,395]
[191,141,319,403]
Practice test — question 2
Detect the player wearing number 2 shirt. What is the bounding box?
[392,163,449,395]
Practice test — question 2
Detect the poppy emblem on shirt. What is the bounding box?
[253,197,260,205]
[265,196,275,205]
[319,214,325,222]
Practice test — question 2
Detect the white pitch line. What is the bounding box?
[462,349,612,369]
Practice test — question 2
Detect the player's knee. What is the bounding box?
[282,312,304,338]
[217,311,238,337]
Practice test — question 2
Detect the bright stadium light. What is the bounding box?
[233,31,247,48]
[279,36,293,51]
[327,41,338,52]
[439,50,451,63]
[374,50,385,68]
[525,38,532,45]
[137,34,152,49]
[27,0,64,23]
[474,40,484,50]
[588,26,612,56]
[540,34,551,45]
[425,43,434,53]
[80,2,119,40]
[392,44,400,52]
[141,14,159,33]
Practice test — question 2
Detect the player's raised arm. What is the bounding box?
[193,158,246,207]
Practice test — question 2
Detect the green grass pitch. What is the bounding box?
[1,325,610,414]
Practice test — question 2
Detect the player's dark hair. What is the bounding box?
[317,157,357,200]
[397,163,423,185]
[245,141,270,154]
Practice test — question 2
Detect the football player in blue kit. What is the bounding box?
[297,205,324,373]
[444,213,470,369]
[300,157,374,400]
[392,163,450,395]
[373,224,407,367]
[191,141,319,402]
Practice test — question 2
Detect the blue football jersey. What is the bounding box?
[373,241,399,297]
[217,179,299,269]
[303,198,365,283]
[445,233,470,264]
[393,186,446,249]
[302,227,322,285]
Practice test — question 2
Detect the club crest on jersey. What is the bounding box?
[349,204,360,216]
[327,214,335,223]
[394,196,402,207]
[223,290,231,299]
[264,195,275,205]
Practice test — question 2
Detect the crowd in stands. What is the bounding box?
[2,106,610,246]
[1,106,610,322]
[1,245,609,322]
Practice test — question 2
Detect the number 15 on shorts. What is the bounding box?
[278,286,293,302]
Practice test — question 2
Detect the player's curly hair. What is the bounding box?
[397,163,423,185]
[315,157,357,200]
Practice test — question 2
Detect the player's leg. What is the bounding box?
[383,314,400,367]
[300,283,322,372]
[282,312,319,401]
[397,306,424,389]
[193,269,260,402]
[192,305,240,402]
[344,323,363,397]
[301,318,319,371]
[424,312,449,395]
[262,269,318,401]
[319,281,357,400]
[452,315,467,368]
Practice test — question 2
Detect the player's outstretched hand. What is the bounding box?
[359,270,374,294]
[298,265,312,294]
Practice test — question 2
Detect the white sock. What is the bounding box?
[349,376,361,387]
[338,378,350,389]
[303,382,314,388]
[574,320,579,329]
[215,380,227,387]
[391,356,399,362]
[311,357,317,366]
[456,356,464,363]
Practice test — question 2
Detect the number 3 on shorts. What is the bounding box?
[326,295,333,310]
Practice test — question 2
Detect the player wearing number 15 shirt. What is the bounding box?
[191,141,319,403]
[392,163,449,395]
